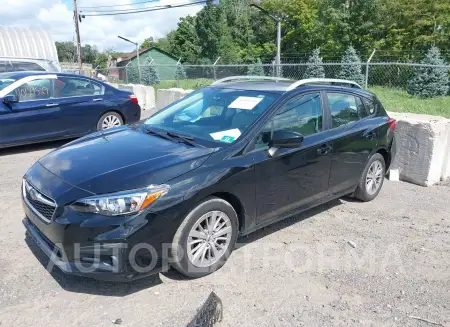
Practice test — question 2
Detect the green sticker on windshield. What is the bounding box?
[221,136,235,143]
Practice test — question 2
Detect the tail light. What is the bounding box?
[388,118,397,131]
[129,95,138,104]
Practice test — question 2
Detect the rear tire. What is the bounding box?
[171,197,238,278]
[97,112,123,131]
[354,153,386,202]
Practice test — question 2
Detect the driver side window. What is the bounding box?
[9,79,52,102]
[254,92,323,149]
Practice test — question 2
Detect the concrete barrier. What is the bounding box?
[108,83,156,112]
[156,88,193,111]
[389,112,450,186]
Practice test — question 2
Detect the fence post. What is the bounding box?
[365,49,376,89]
[176,58,182,88]
[213,57,220,80]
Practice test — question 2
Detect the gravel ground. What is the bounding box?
[0,141,449,327]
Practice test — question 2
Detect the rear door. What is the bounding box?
[0,76,66,146]
[53,76,107,136]
[324,91,378,195]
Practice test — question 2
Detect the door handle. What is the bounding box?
[92,98,103,102]
[317,144,332,155]
[365,132,376,140]
[45,103,58,107]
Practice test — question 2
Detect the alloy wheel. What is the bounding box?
[366,160,383,195]
[102,115,122,130]
[187,210,233,268]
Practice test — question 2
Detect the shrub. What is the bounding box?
[304,48,325,79]
[338,46,365,86]
[407,46,449,98]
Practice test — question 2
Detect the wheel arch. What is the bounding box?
[209,192,246,233]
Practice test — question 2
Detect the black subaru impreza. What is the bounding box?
[22,77,396,281]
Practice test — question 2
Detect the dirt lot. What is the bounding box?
[0,141,449,327]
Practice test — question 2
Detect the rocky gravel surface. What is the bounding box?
[0,141,449,327]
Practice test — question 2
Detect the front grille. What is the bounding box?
[23,180,56,222]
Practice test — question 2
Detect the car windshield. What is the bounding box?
[144,87,280,145]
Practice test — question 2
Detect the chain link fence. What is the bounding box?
[72,62,450,92]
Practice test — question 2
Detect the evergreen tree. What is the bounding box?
[304,48,325,79]
[126,65,139,84]
[338,46,365,86]
[175,63,187,80]
[247,58,265,76]
[407,46,449,98]
[141,57,160,85]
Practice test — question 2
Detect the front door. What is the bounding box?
[251,92,332,225]
[0,77,65,146]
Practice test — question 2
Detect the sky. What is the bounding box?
[3,0,205,52]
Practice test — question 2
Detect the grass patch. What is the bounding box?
[153,79,214,91]
[369,86,450,118]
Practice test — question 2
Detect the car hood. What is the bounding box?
[38,126,215,195]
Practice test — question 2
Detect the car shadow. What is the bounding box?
[0,139,72,157]
[25,235,163,296]
[237,198,344,245]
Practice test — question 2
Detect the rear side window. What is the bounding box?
[361,98,378,117]
[326,93,360,128]
[54,77,104,98]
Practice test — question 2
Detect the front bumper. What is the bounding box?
[23,217,137,281]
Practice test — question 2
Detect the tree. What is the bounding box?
[140,37,154,50]
[247,58,265,76]
[338,46,365,86]
[55,41,77,62]
[169,16,201,63]
[304,48,325,78]
[141,57,160,85]
[126,65,139,84]
[175,63,187,81]
[407,46,449,97]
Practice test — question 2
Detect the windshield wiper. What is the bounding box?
[166,131,199,147]
[144,127,198,147]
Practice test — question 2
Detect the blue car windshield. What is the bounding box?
[0,77,17,92]
[144,87,280,144]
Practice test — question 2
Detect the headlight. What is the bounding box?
[71,184,169,216]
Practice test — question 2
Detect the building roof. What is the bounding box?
[119,46,178,63]
[0,26,59,64]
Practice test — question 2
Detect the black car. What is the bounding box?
[0,71,140,148]
[22,77,396,281]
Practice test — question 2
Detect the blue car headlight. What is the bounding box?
[71,184,170,216]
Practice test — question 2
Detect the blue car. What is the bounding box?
[0,71,141,148]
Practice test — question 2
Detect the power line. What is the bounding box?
[80,4,168,13]
[80,1,207,17]
[78,0,160,9]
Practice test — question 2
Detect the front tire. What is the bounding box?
[97,112,123,131]
[171,197,238,278]
[354,153,386,202]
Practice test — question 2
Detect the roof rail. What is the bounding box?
[287,78,362,91]
[211,75,291,85]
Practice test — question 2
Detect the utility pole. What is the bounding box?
[73,0,82,72]
[250,3,282,77]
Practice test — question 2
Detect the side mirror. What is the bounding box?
[269,130,304,149]
[3,94,18,104]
